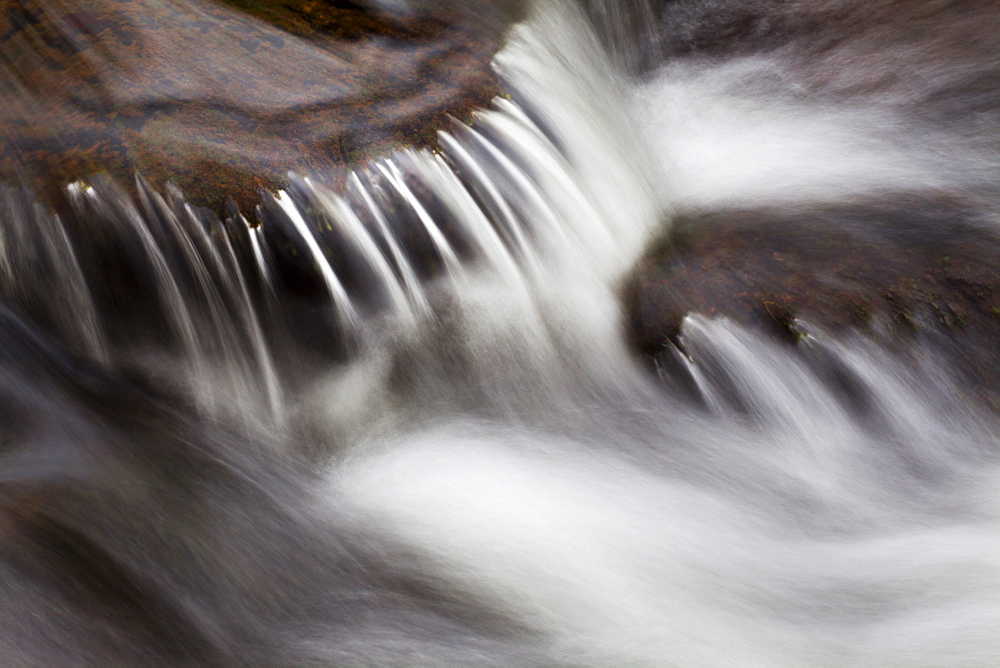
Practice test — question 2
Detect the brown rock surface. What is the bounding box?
[624,195,1000,405]
[0,0,516,212]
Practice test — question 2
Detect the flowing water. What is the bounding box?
[1,1,998,664]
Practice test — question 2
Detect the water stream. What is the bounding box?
[0,1,997,664]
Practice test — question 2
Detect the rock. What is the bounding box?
[623,194,1000,405]
[0,0,518,212]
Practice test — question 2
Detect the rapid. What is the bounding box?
[0,0,997,664]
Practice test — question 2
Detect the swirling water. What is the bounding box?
[0,1,998,664]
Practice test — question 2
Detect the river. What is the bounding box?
[0,0,997,664]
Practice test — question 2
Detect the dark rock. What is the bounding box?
[623,194,1000,406]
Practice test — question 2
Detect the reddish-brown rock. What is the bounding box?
[0,0,518,212]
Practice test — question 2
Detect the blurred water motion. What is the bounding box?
[0,0,997,664]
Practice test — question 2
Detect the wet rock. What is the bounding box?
[0,0,519,212]
[623,194,1000,406]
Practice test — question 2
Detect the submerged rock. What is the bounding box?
[0,0,520,212]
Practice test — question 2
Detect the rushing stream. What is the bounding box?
[0,0,998,664]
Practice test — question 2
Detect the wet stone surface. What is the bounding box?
[624,195,1000,407]
[0,0,516,212]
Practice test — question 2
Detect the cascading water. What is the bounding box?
[0,0,998,664]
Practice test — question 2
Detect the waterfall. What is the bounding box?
[0,0,997,664]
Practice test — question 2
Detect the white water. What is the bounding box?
[316,3,1000,663]
[0,0,997,664]
[636,57,998,211]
